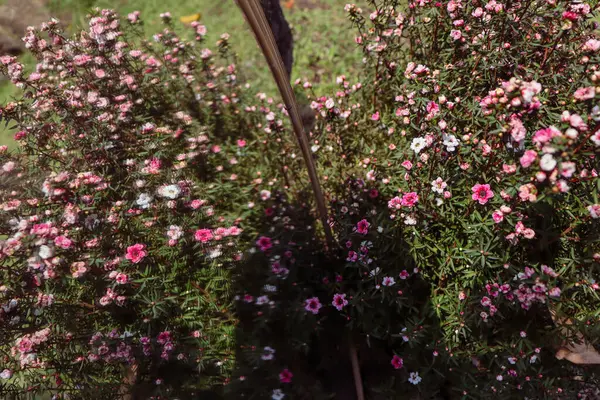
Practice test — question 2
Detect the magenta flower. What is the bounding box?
[332,293,348,311]
[471,184,494,205]
[492,210,504,223]
[356,219,370,234]
[125,243,147,264]
[401,192,419,207]
[304,297,322,314]
[256,236,273,251]
[194,229,213,243]
[279,368,293,383]
[391,355,404,369]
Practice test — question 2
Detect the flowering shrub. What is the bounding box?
[2,1,600,399]
[234,0,600,398]
[0,9,283,398]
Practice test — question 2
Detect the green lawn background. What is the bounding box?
[0,0,364,148]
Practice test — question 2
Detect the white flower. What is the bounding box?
[442,133,460,152]
[272,389,285,400]
[539,153,557,171]
[136,193,153,209]
[311,145,320,153]
[2,299,17,313]
[256,295,269,305]
[382,276,395,286]
[38,245,54,260]
[369,267,381,277]
[263,284,277,292]
[208,247,223,259]
[507,357,516,365]
[410,137,427,154]
[529,354,538,364]
[261,346,276,361]
[404,215,417,225]
[591,130,600,146]
[591,105,600,122]
[166,225,183,240]
[366,169,376,181]
[431,177,447,194]
[157,184,181,199]
[325,98,335,109]
[0,369,12,379]
[408,372,422,385]
[588,204,600,219]
[496,374,503,382]
[260,190,271,201]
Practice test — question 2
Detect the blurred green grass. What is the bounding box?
[0,0,364,148]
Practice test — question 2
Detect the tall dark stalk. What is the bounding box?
[236,0,334,248]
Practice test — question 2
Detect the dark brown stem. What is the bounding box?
[349,338,365,400]
[237,0,334,248]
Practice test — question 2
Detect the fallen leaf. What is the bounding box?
[180,13,202,25]
[284,0,295,9]
[550,307,600,364]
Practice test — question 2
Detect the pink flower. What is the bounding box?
[332,293,348,311]
[356,219,370,234]
[492,211,504,223]
[583,38,600,52]
[562,11,579,21]
[502,164,516,174]
[125,244,147,264]
[401,160,413,170]
[115,273,129,284]
[237,139,246,147]
[401,192,419,207]
[548,287,561,298]
[471,184,494,205]
[127,11,140,23]
[518,184,537,202]
[450,29,462,40]
[195,229,213,243]
[574,87,595,101]
[279,369,293,383]
[382,276,395,286]
[426,101,439,118]
[391,355,404,369]
[371,111,380,121]
[509,115,526,142]
[532,127,560,146]
[399,270,410,280]
[588,204,600,219]
[304,297,322,314]
[157,331,171,345]
[388,196,402,210]
[256,236,273,251]
[54,235,73,249]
